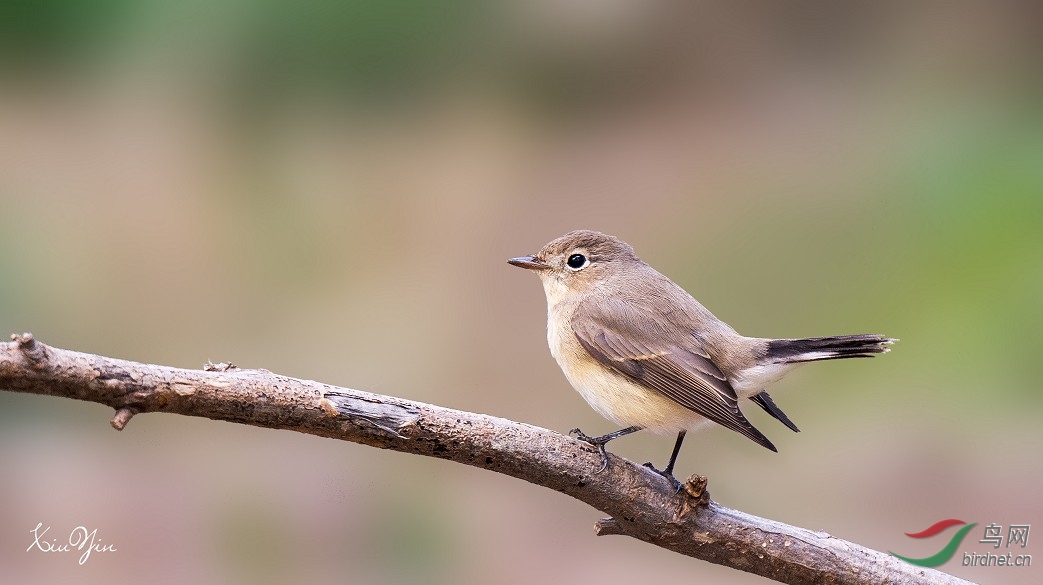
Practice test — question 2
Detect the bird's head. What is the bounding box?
[508,230,640,306]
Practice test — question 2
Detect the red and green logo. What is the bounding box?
[889,519,977,567]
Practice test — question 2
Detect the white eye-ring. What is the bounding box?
[566,253,589,270]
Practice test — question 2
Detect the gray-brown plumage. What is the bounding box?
[509,230,893,485]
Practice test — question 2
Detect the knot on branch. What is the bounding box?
[669,474,712,522]
[683,474,710,506]
[204,360,239,372]
[323,391,421,439]
[110,407,136,430]
[10,332,47,368]
[597,474,712,538]
[595,517,626,536]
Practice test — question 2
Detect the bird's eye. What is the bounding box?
[566,253,588,270]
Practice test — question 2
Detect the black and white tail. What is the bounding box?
[765,334,895,364]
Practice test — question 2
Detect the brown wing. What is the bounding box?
[572,299,776,451]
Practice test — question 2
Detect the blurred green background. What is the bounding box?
[1,1,1041,584]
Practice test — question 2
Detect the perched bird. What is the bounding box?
[508,230,893,487]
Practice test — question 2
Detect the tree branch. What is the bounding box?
[0,334,973,585]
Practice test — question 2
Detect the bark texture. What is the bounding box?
[0,334,974,585]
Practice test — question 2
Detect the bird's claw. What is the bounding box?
[570,428,611,474]
[643,461,683,493]
[568,427,591,441]
[594,445,609,474]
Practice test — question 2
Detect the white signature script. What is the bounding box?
[26,523,117,565]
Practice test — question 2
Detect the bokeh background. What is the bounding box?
[1,1,1041,583]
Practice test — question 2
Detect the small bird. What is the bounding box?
[508,230,893,488]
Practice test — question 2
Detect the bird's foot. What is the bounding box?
[569,428,611,474]
[642,461,682,493]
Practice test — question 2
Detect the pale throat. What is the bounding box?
[538,274,572,311]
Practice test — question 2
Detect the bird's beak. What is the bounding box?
[508,255,549,271]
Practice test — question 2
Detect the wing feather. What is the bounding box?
[572,300,776,451]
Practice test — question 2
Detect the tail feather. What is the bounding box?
[765,334,895,364]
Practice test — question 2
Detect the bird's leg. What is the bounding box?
[643,431,686,492]
[569,426,642,473]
